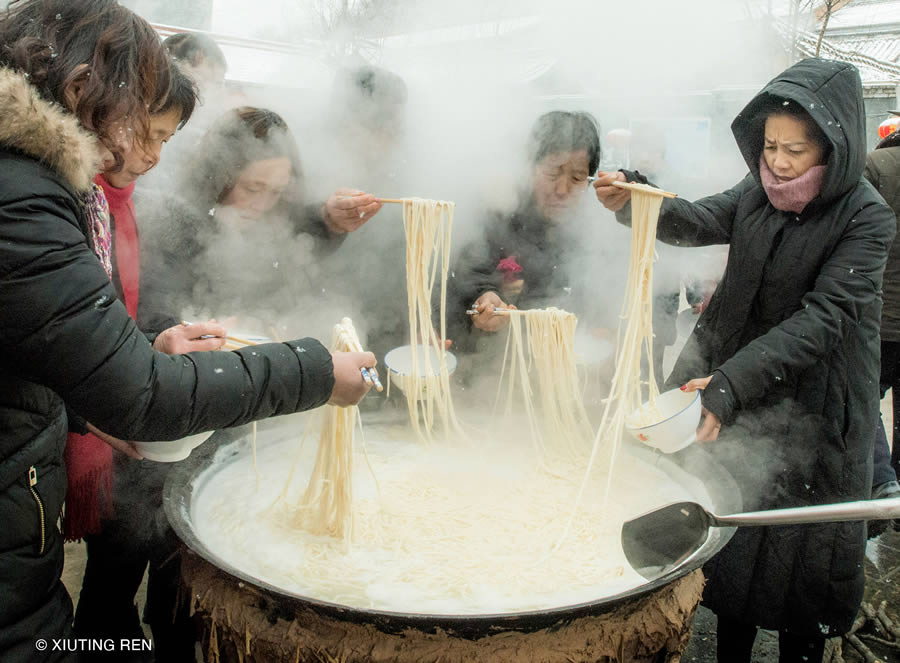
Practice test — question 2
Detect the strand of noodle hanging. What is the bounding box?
[293,317,366,547]
[494,308,593,458]
[552,185,667,552]
[400,198,462,441]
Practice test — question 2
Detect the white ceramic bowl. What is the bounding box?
[384,345,457,400]
[134,431,213,463]
[625,388,701,454]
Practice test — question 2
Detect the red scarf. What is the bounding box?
[63,177,139,541]
[98,175,140,317]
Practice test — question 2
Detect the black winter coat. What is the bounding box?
[0,69,335,662]
[136,194,342,335]
[618,59,895,636]
[865,146,900,341]
[446,197,593,353]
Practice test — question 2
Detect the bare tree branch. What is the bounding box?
[814,0,852,57]
[300,0,398,64]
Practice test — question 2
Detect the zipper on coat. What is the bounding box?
[28,466,46,555]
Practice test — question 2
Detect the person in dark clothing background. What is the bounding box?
[127,106,385,659]
[595,58,895,662]
[138,106,382,337]
[0,3,375,661]
[164,31,228,99]
[865,121,900,531]
[447,111,601,359]
[303,64,413,378]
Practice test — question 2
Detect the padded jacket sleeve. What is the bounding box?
[0,188,334,441]
[615,173,751,247]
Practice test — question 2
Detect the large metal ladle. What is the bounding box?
[622,497,900,579]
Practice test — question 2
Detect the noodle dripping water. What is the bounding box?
[204,187,683,615]
[398,198,462,440]
[555,184,668,549]
[287,318,366,547]
[496,307,593,458]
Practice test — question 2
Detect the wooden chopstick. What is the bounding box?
[182,321,253,347]
[182,320,247,347]
[611,180,677,198]
[466,307,514,315]
[337,195,404,204]
[225,334,258,347]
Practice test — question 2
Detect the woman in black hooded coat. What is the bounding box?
[595,58,895,662]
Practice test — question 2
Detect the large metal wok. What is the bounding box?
[163,415,741,639]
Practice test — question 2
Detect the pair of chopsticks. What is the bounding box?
[180,321,254,351]
[222,333,257,350]
[336,195,405,204]
[335,327,384,392]
[466,307,514,316]
[586,177,678,198]
[336,196,403,219]
[611,180,678,198]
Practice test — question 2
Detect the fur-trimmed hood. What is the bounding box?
[0,67,100,192]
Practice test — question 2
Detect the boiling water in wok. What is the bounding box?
[186,416,716,616]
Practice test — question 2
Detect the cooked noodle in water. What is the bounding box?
[195,187,691,615]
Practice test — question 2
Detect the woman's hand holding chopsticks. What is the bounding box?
[593,170,631,212]
[330,351,378,406]
[470,291,516,333]
[153,320,227,354]
[323,187,383,233]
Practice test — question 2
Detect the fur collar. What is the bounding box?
[0,67,100,192]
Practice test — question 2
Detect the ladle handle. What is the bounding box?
[712,496,900,528]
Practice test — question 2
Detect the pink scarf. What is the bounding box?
[758,155,827,214]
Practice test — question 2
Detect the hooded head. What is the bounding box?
[731,58,866,204]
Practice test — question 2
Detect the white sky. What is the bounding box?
[206,0,900,44]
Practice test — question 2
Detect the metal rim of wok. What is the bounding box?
[163,426,742,637]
